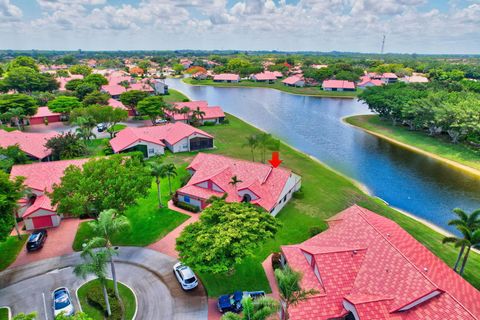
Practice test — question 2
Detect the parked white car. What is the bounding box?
[173,262,198,290]
[52,287,75,317]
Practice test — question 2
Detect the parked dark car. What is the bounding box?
[217,291,265,313]
[97,123,107,132]
[26,230,47,252]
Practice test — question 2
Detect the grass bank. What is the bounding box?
[77,279,136,320]
[169,113,480,296]
[0,307,9,320]
[345,115,480,175]
[183,78,358,98]
[72,166,190,251]
[0,235,27,271]
[162,88,190,103]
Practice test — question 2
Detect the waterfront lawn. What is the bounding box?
[345,115,480,172]
[0,308,8,320]
[72,166,190,251]
[162,88,190,103]
[174,113,480,295]
[183,78,358,98]
[0,235,27,271]
[77,279,136,320]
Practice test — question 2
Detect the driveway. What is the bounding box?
[10,218,84,268]
[0,247,208,320]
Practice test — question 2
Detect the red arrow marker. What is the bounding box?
[268,151,282,168]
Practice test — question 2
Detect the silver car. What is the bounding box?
[52,287,75,317]
[173,262,198,290]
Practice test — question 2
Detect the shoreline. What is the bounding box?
[343,115,480,179]
[170,87,459,242]
[181,78,357,99]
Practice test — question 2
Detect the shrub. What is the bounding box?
[86,285,122,320]
[222,118,230,124]
[309,226,323,237]
[182,98,190,102]
[292,188,304,199]
[271,252,282,270]
[203,121,215,127]
[173,198,199,213]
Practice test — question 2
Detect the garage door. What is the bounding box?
[32,215,53,229]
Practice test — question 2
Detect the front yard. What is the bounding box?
[0,235,27,271]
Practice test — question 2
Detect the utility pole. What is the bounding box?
[380,34,386,54]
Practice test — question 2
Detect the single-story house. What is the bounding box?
[381,72,398,84]
[166,101,225,124]
[280,204,480,320]
[0,129,57,161]
[108,98,135,117]
[282,75,305,87]
[101,83,154,99]
[251,72,277,83]
[322,80,356,91]
[176,153,301,215]
[403,75,429,83]
[357,76,384,89]
[110,122,214,158]
[10,159,88,230]
[180,59,193,69]
[28,107,62,125]
[56,74,84,91]
[213,73,240,83]
[152,79,169,95]
[192,72,208,80]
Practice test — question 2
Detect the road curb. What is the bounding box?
[0,306,12,320]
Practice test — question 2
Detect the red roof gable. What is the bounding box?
[23,194,56,217]
[31,106,61,118]
[109,123,213,153]
[252,72,277,81]
[167,101,225,121]
[322,80,356,89]
[282,75,303,85]
[281,205,480,320]
[0,129,58,160]
[213,73,240,81]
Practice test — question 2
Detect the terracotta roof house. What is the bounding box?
[213,73,240,83]
[57,74,84,91]
[0,129,57,161]
[192,72,208,80]
[101,82,153,99]
[282,75,305,87]
[166,101,225,125]
[381,72,398,84]
[251,72,277,83]
[322,80,356,92]
[280,205,480,320]
[403,75,429,83]
[28,107,62,125]
[110,122,214,158]
[10,159,88,230]
[357,76,384,89]
[176,153,301,214]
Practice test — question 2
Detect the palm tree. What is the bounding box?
[229,175,243,201]
[243,135,259,162]
[179,106,191,123]
[161,163,177,195]
[149,159,164,208]
[222,296,279,320]
[73,116,96,142]
[457,228,480,276]
[84,209,130,299]
[74,248,112,316]
[3,107,26,130]
[442,208,480,272]
[275,266,318,320]
[257,133,273,163]
[190,107,206,126]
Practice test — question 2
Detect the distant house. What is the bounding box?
[357,76,384,89]
[109,122,214,158]
[101,83,153,99]
[280,204,480,320]
[87,59,97,68]
[152,79,169,95]
[192,72,208,80]
[28,107,62,125]
[176,153,301,215]
[403,75,429,83]
[322,80,356,91]
[282,75,305,87]
[180,59,193,69]
[251,72,277,83]
[213,73,240,83]
[56,74,84,91]
[0,129,57,161]
[10,159,88,230]
[108,98,135,117]
[381,72,398,84]
[166,101,225,124]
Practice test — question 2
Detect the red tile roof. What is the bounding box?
[56,75,84,91]
[382,72,398,79]
[322,80,355,89]
[31,106,61,118]
[23,194,56,217]
[109,122,213,153]
[281,205,480,320]
[178,153,293,211]
[101,84,126,96]
[213,73,240,81]
[10,158,89,193]
[252,72,278,81]
[358,76,384,87]
[108,98,128,110]
[282,75,304,85]
[0,129,58,160]
[167,101,225,121]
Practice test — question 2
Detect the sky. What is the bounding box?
[0,0,479,54]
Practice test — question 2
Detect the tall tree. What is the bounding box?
[82,91,110,106]
[49,155,151,218]
[72,116,97,142]
[0,172,25,241]
[0,145,29,173]
[69,65,92,77]
[7,56,39,71]
[275,266,318,320]
[0,94,38,129]
[74,248,112,316]
[119,90,148,115]
[84,74,108,88]
[442,208,480,272]
[162,163,177,195]
[3,67,58,93]
[190,107,206,126]
[48,96,82,115]
[149,159,164,208]
[45,132,88,160]
[243,135,259,162]
[84,209,131,298]
[137,95,167,125]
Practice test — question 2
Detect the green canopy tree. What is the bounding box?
[7,56,39,71]
[70,105,128,138]
[82,91,110,106]
[137,95,167,124]
[222,296,279,320]
[119,90,149,115]
[11,312,36,320]
[3,67,58,93]
[49,155,151,218]
[65,79,85,91]
[69,65,92,77]
[48,96,82,115]
[0,171,25,241]
[45,132,88,160]
[176,201,280,273]
[84,74,108,88]
[0,94,38,129]
[0,145,29,173]
[75,82,98,100]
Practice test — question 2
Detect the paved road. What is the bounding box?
[0,247,208,320]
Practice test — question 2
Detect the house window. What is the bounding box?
[242,194,252,203]
[184,196,190,203]
[283,195,287,202]
[148,148,155,154]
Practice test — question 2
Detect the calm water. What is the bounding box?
[167,78,480,233]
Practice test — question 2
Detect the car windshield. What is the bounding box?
[28,233,40,242]
[54,292,71,309]
[184,277,196,284]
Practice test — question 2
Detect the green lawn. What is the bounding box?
[72,165,190,251]
[0,125,16,132]
[345,115,480,172]
[110,124,126,132]
[77,279,136,320]
[162,88,190,103]
[0,235,27,271]
[183,78,358,98]
[166,113,480,296]
[0,307,9,320]
[85,138,109,157]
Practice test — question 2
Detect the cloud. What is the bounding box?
[0,0,22,22]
